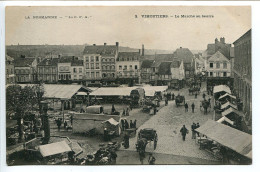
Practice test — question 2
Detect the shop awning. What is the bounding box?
[213,85,231,94]
[195,120,252,159]
[217,116,234,125]
[221,102,238,110]
[222,107,244,117]
[219,93,236,101]
[38,141,72,157]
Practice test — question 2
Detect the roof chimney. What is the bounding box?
[116,42,119,47]
[93,44,96,46]
[215,38,219,44]
[142,44,144,56]
[104,43,107,46]
[180,47,182,49]
[139,49,141,55]
[220,37,225,44]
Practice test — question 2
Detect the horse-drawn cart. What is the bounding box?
[175,95,185,107]
[136,128,158,153]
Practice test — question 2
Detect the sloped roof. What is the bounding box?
[118,52,140,60]
[208,51,229,61]
[221,102,238,110]
[195,120,252,159]
[39,141,71,157]
[89,87,136,96]
[158,62,172,75]
[43,84,91,99]
[141,60,154,68]
[217,116,234,125]
[151,54,173,68]
[14,58,36,67]
[173,48,194,63]
[83,45,117,55]
[71,59,83,66]
[102,118,119,126]
[213,85,231,94]
[219,93,236,101]
[38,58,59,66]
[222,107,244,117]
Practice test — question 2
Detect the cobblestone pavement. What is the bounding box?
[126,83,218,161]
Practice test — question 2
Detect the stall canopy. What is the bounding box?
[38,141,72,157]
[76,92,88,96]
[222,107,244,117]
[43,84,91,99]
[217,116,234,125]
[102,118,119,126]
[213,85,231,94]
[219,93,236,101]
[89,87,135,96]
[195,120,252,159]
[221,102,238,110]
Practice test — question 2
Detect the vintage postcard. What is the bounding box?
[4,5,251,166]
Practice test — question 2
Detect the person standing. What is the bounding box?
[133,119,137,128]
[191,103,195,113]
[125,119,129,130]
[124,134,130,149]
[202,93,206,99]
[111,104,116,114]
[121,119,125,131]
[165,97,168,106]
[57,119,62,131]
[195,92,197,99]
[153,106,157,115]
[191,122,196,139]
[130,120,134,128]
[180,125,189,141]
[148,153,156,165]
[185,103,188,112]
[172,92,175,100]
[196,123,200,137]
[139,149,145,165]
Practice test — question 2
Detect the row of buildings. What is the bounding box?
[6,43,196,86]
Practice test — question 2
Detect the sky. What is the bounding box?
[5,6,251,50]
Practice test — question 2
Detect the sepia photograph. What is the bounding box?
[4,5,252,166]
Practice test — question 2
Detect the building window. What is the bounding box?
[86,72,90,78]
[102,66,106,70]
[119,65,122,70]
[6,69,9,75]
[96,63,99,69]
[135,65,138,70]
[210,63,213,68]
[216,63,220,69]
[73,68,77,73]
[223,62,227,69]
[74,75,77,79]
[91,56,94,62]
[96,56,99,61]
[91,72,94,78]
[124,65,127,70]
[111,65,115,70]
[86,63,89,69]
[223,72,227,77]
[96,72,100,77]
[130,65,132,70]
[79,68,82,73]
[111,58,114,62]
[210,72,213,76]
[91,63,94,69]
[86,57,89,62]
[79,75,82,79]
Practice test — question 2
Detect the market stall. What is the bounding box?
[195,120,252,164]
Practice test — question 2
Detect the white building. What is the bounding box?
[71,59,84,81]
[171,60,185,80]
[205,51,231,77]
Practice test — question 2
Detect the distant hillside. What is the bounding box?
[6,44,184,60]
